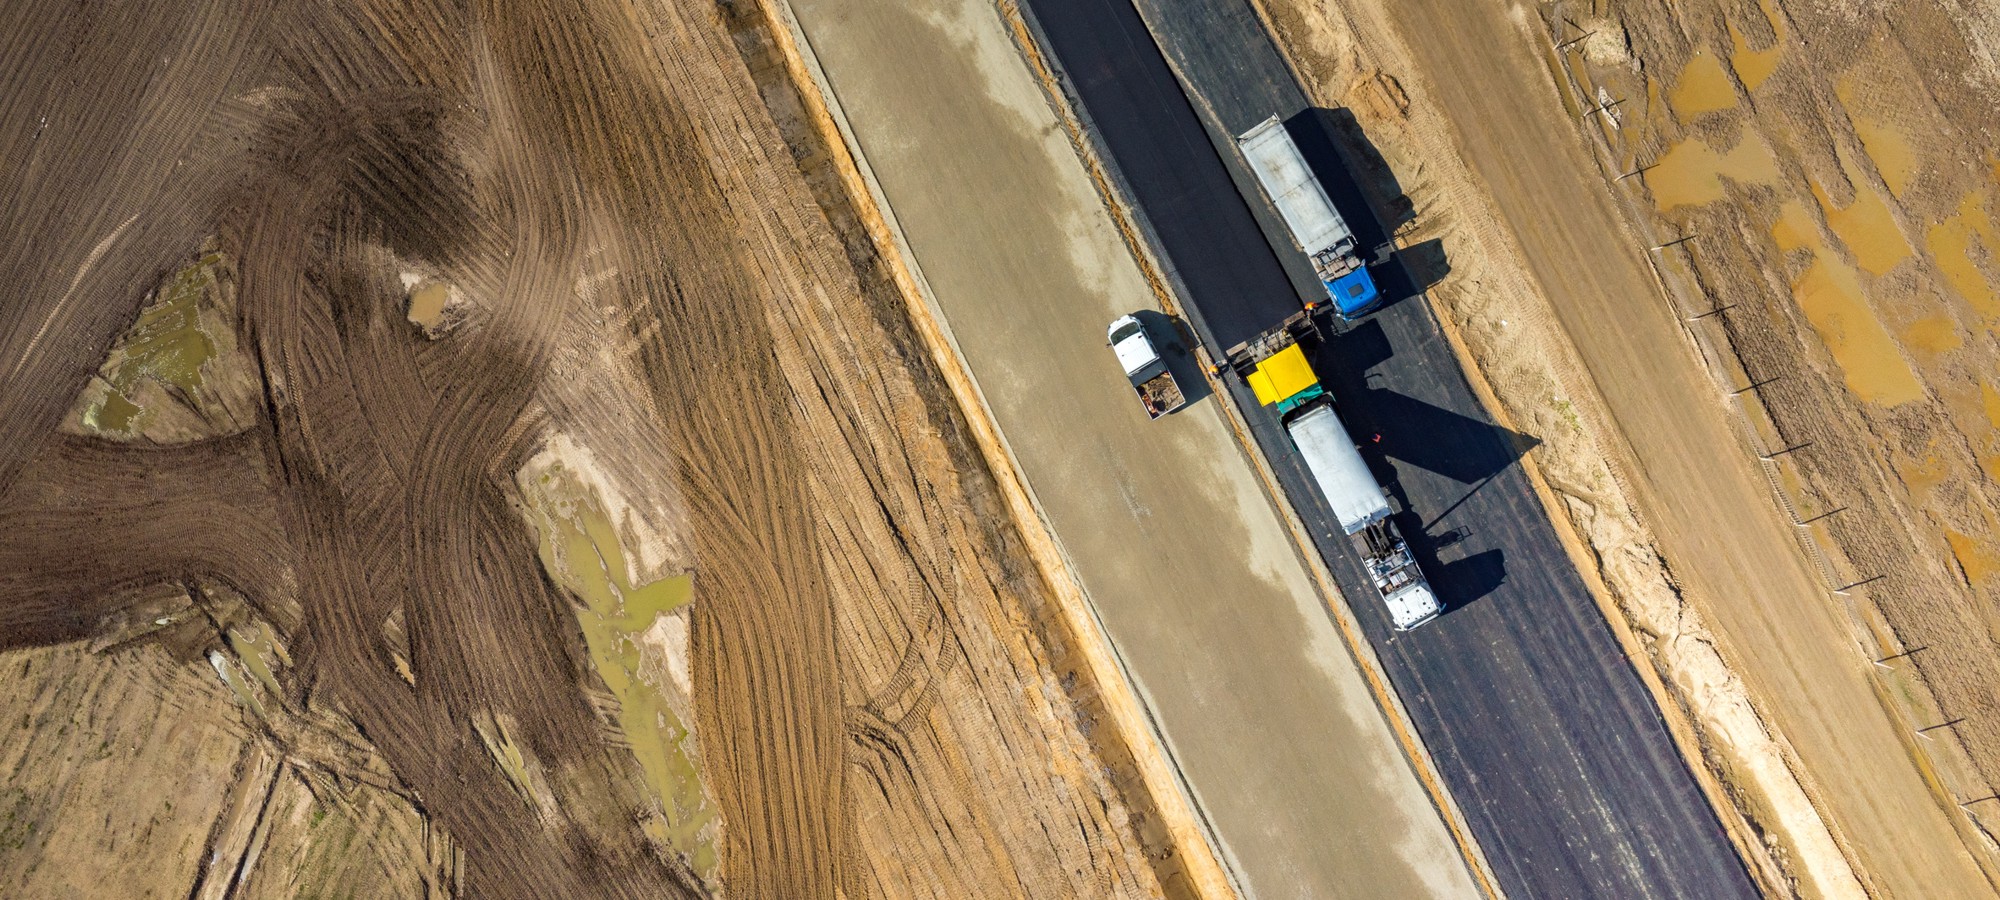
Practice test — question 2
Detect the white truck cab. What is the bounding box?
[1108,315,1186,419]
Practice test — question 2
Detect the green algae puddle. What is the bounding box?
[226,621,289,700]
[80,249,229,437]
[523,467,716,878]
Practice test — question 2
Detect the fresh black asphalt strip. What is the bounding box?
[1009,0,1759,895]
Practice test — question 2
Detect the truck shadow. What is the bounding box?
[1132,308,1212,410]
[1388,509,1508,613]
[1438,549,1509,612]
[1283,108,1448,306]
[1308,320,1539,486]
[1374,238,1449,302]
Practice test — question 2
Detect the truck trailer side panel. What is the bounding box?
[1237,116,1382,318]
[1285,402,1390,535]
[1237,117,1356,259]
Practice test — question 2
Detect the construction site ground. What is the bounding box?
[1017,0,1760,893]
[779,0,1483,896]
[0,0,1200,897]
[1252,0,2000,895]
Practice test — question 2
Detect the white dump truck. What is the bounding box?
[1108,314,1187,419]
[1283,395,1441,630]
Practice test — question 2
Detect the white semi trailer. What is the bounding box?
[1283,397,1441,630]
[1237,116,1383,319]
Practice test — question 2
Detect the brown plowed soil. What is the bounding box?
[1256,0,2000,894]
[0,0,1176,896]
[1554,0,2000,889]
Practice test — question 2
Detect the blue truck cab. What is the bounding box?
[1324,266,1381,319]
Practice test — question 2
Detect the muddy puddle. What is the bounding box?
[1894,450,1952,504]
[1946,529,2000,584]
[1670,53,1737,119]
[1811,174,1908,276]
[208,650,269,720]
[521,464,716,879]
[474,713,556,813]
[1729,0,1785,91]
[78,251,228,436]
[406,281,452,331]
[1982,383,2000,480]
[1900,316,1963,355]
[226,621,288,699]
[1730,24,1782,91]
[1836,80,1920,197]
[1926,192,2000,321]
[1645,133,1778,209]
[1771,201,1925,406]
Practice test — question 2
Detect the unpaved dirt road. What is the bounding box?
[1254,0,1999,894]
[0,0,1181,896]
[783,0,1483,897]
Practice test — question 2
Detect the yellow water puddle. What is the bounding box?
[1730,0,1786,91]
[1646,133,1779,209]
[1947,529,2000,584]
[1900,315,1963,355]
[1836,79,1921,196]
[1926,192,2000,322]
[1770,200,1926,406]
[1982,381,2000,481]
[79,250,229,436]
[1853,119,1919,197]
[1772,199,1817,253]
[1670,53,1737,118]
[522,466,716,878]
[1729,24,1783,91]
[1793,257,1925,406]
[407,281,451,330]
[1809,175,1909,276]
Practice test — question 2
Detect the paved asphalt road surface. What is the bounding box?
[1012,0,1759,895]
[782,0,1484,896]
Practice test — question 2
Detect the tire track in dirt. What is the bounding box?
[0,434,285,649]
[1,0,1178,896]
[0,0,275,492]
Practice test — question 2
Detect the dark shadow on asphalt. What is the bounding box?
[1287,108,1405,240]
[1364,387,1537,485]
[1304,320,1539,486]
[1435,548,1509,611]
[1377,237,1449,301]
[1379,508,1509,613]
[1133,308,1212,409]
